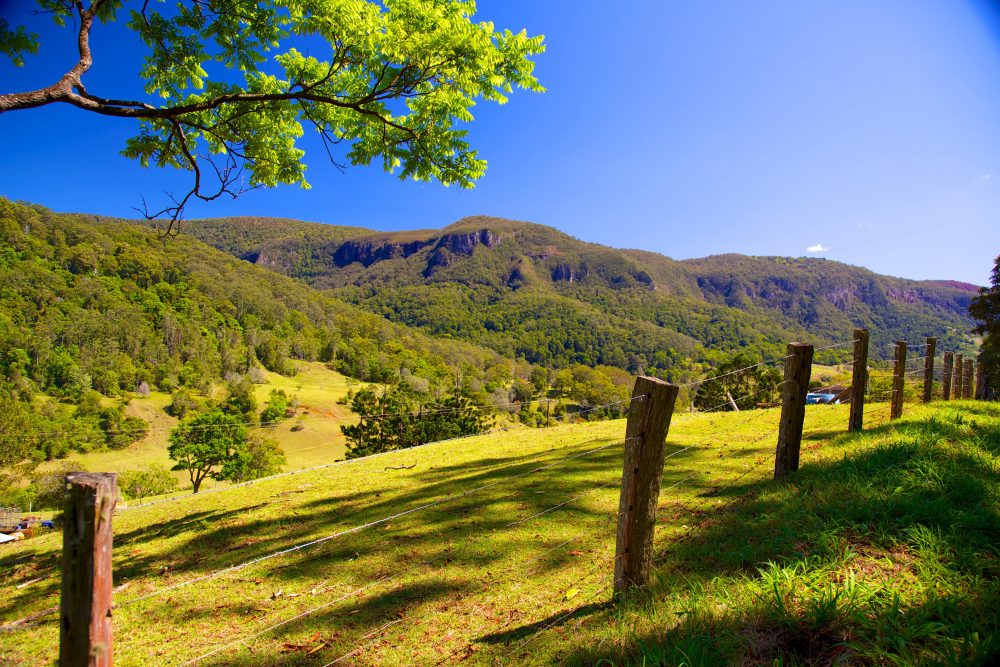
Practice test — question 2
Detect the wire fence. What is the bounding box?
[162,379,793,665]
[9,335,986,666]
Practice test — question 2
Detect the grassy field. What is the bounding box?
[42,361,361,494]
[3,393,996,666]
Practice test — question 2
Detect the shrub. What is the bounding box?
[168,388,199,418]
[119,464,179,503]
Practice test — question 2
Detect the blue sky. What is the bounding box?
[1,0,999,284]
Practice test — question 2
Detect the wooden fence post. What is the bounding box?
[848,329,869,432]
[774,343,813,478]
[976,360,986,400]
[942,351,954,400]
[954,355,964,401]
[890,341,906,420]
[964,359,974,399]
[614,376,678,596]
[61,473,117,667]
[923,337,936,403]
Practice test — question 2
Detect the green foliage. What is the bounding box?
[119,463,179,503]
[259,389,289,425]
[0,199,526,469]
[168,387,199,418]
[341,387,491,459]
[0,18,38,67]
[694,352,783,411]
[168,409,248,493]
[686,254,980,356]
[183,215,979,382]
[0,394,37,498]
[222,376,258,423]
[29,461,88,510]
[969,255,1000,396]
[227,433,286,484]
[94,403,150,449]
[3,1,544,219]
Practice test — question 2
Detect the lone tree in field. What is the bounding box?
[969,255,1000,397]
[0,0,545,230]
[168,409,249,493]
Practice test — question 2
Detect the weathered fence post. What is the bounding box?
[890,341,906,420]
[964,358,974,399]
[61,473,117,667]
[976,360,986,400]
[774,343,813,478]
[942,351,954,400]
[614,376,678,596]
[923,337,936,403]
[954,355,964,401]
[848,329,869,432]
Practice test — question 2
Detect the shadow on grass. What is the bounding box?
[137,436,691,666]
[5,435,703,663]
[548,406,1000,666]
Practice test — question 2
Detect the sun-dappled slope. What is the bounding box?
[2,400,997,666]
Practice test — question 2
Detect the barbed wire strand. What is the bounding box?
[119,394,647,514]
[678,381,789,417]
[678,354,796,390]
[180,442,652,666]
[118,435,633,609]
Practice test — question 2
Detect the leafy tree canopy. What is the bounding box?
[341,386,490,458]
[119,463,179,503]
[0,0,545,227]
[969,255,1000,396]
[168,408,248,492]
[228,432,286,483]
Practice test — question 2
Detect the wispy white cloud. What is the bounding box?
[806,243,829,253]
[980,173,992,183]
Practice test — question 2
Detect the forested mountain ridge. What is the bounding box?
[178,214,980,367]
[681,253,979,353]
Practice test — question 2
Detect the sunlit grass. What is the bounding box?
[2,399,996,666]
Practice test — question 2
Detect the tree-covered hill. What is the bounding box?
[682,254,980,353]
[0,199,523,465]
[177,214,980,368]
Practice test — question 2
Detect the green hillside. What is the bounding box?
[38,361,359,492]
[176,215,980,372]
[0,199,520,471]
[2,400,997,665]
[683,253,980,355]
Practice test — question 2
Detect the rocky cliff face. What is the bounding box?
[436,229,500,254]
[331,228,501,271]
[333,238,434,267]
[885,286,919,304]
[551,263,586,283]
